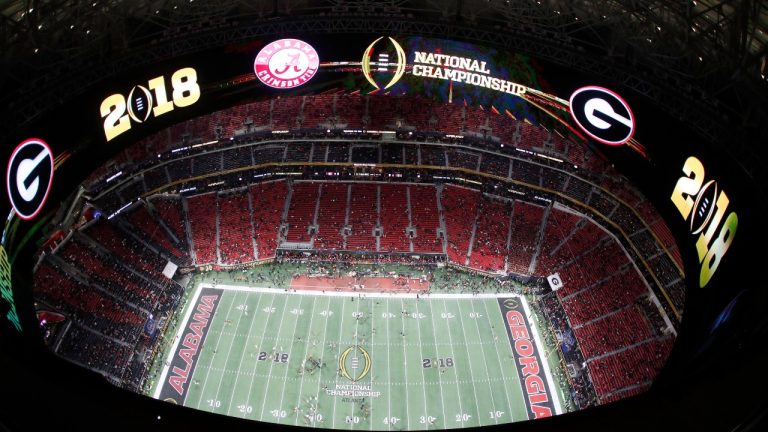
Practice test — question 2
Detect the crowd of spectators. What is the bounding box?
[442,185,479,266]
[34,226,185,392]
[507,201,546,275]
[284,182,319,243]
[470,197,510,272]
[251,181,287,259]
[219,191,256,264]
[346,184,378,250]
[58,237,159,311]
[186,193,218,264]
[536,237,674,405]
[409,185,443,253]
[379,184,411,252]
[90,129,682,312]
[314,183,347,250]
[57,92,688,403]
[125,203,188,263]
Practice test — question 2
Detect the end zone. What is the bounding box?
[153,286,222,403]
[498,296,562,419]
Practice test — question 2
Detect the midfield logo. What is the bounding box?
[339,345,371,382]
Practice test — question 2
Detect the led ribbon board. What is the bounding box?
[671,156,738,287]
[100,67,201,141]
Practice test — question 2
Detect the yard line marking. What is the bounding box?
[416,299,442,430]
[290,295,317,425]
[467,299,502,425]
[482,299,519,422]
[209,292,249,413]
[431,299,466,427]
[225,292,264,417]
[399,298,415,431]
[243,292,278,421]
[452,298,483,427]
[258,294,296,420]
[306,295,333,428]
[368,295,376,432]
[347,294,362,431]
[330,295,349,429]
[385,299,392,431]
[192,292,237,410]
[277,295,312,424]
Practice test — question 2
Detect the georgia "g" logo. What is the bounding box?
[6,138,54,220]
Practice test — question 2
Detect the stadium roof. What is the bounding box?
[1,0,767,195]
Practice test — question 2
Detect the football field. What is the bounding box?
[154,283,562,429]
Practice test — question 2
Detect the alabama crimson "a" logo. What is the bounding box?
[254,39,320,89]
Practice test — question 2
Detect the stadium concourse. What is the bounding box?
[32,94,682,426]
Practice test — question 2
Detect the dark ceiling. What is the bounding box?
[1,0,767,194]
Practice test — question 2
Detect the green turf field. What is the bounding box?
[153,280,562,430]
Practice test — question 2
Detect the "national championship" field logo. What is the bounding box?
[254,38,319,89]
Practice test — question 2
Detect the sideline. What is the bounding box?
[205,282,524,299]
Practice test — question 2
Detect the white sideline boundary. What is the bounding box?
[203,282,524,300]
[153,282,562,417]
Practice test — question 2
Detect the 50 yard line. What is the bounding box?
[346,295,362,430]
[384,299,392,431]
[330,295,349,429]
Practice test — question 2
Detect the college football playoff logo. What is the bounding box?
[362,36,406,90]
[254,38,319,89]
[339,345,371,382]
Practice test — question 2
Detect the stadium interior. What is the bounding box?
[1,1,768,432]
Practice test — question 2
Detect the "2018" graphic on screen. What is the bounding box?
[671,156,738,287]
[100,67,200,141]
